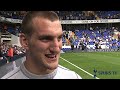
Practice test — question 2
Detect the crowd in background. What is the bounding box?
[0,11,27,19]
[0,42,26,63]
[1,11,120,20]
[62,26,120,51]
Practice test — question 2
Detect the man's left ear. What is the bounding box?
[19,33,29,50]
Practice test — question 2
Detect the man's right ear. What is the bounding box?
[19,33,29,50]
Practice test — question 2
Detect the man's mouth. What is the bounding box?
[45,54,57,59]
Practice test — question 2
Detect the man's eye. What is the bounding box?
[40,38,50,41]
[39,37,52,42]
[58,36,62,41]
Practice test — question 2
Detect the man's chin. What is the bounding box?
[47,63,58,70]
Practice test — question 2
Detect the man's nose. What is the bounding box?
[50,39,61,52]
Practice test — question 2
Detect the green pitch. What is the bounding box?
[59,52,120,79]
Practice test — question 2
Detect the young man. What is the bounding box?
[1,11,82,79]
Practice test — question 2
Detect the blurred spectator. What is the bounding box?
[7,45,14,63]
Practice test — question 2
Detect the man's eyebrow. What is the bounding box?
[38,35,53,39]
[39,33,63,38]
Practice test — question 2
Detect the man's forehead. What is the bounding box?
[32,18,61,30]
[32,17,60,24]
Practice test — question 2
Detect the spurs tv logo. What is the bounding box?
[93,68,117,78]
[93,68,97,78]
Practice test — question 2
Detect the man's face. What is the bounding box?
[25,17,63,70]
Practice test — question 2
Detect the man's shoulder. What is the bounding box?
[55,65,82,79]
[57,65,76,74]
[58,65,74,72]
